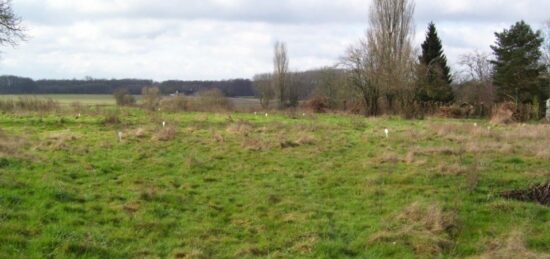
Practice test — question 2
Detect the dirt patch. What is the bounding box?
[501,183,550,206]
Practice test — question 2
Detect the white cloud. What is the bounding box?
[1,0,549,80]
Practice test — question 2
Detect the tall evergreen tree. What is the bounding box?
[417,22,454,103]
[491,20,546,104]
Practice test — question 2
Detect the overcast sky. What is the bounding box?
[1,0,549,81]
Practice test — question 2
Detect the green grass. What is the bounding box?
[0,109,548,258]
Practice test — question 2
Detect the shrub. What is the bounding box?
[160,96,189,112]
[491,102,516,124]
[0,97,59,113]
[304,96,329,113]
[141,87,161,111]
[194,89,233,111]
[153,126,178,141]
[113,89,136,106]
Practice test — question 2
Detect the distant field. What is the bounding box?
[0,94,116,105]
[0,108,548,258]
[0,94,261,109]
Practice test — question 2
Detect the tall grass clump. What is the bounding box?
[160,96,189,112]
[192,89,233,112]
[0,97,59,113]
[113,88,136,107]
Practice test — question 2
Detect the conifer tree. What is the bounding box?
[418,22,454,103]
[491,21,546,104]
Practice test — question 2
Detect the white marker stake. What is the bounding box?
[162,121,166,128]
[118,131,123,142]
[474,123,478,127]
[265,113,269,117]
[384,129,389,139]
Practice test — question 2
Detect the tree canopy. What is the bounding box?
[491,20,546,104]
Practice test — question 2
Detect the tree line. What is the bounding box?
[255,0,550,119]
[0,76,255,97]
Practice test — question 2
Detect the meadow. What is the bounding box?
[0,103,549,258]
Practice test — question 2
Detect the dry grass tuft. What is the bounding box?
[40,131,79,151]
[0,130,27,156]
[171,248,205,259]
[477,231,550,259]
[491,102,516,125]
[129,128,149,139]
[152,126,178,141]
[241,138,269,151]
[212,132,225,143]
[226,122,253,136]
[296,134,316,146]
[375,151,401,164]
[370,202,457,256]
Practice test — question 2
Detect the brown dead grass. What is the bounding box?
[226,122,253,136]
[491,102,516,125]
[296,134,316,146]
[129,128,149,139]
[476,231,550,259]
[0,129,27,156]
[152,126,178,141]
[370,202,457,257]
[39,131,79,151]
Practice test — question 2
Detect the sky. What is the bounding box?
[0,0,549,81]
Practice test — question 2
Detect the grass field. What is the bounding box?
[0,108,549,258]
[0,95,117,105]
[0,95,262,110]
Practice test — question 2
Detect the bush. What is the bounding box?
[113,89,136,106]
[304,96,329,113]
[141,87,161,111]
[194,89,233,111]
[491,102,516,124]
[160,96,189,112]
[0,97,59,113]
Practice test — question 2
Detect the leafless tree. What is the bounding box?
[273,41,289,108]
[0,0,25,46]
[253,73,274,109]
[459,50,493,84]
[457,50,496,107]
[341,39,380,115]
[342,0,416,115]
[367,0,417,111]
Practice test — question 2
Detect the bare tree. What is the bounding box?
[273,41,289,108]
[457,50,496,108]
[253,73,274,109]
[367,0,417,111]
[0,0,25,46]
[459,50,493,84]
[342,0,416,116]
[342,39,380,115]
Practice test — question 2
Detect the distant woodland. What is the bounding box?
[0,76,255,97]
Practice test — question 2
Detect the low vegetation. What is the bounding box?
[0,106,548,258]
